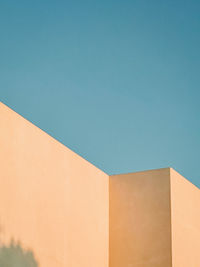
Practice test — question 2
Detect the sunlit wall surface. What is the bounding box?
[0,102,109,267]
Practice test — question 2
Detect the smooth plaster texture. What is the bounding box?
[109,169,172,267]
[0,102,109,267]
[0,102,199,267]
[170,168,200,267]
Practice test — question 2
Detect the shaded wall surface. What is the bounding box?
[0,102,200,267]
[0,102,109,267]
[109,169,172,267]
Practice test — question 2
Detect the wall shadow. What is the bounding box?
[0,239,38,267]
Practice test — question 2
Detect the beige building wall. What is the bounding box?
[109,168,172,267]
[0,102,199,267]
[0,102,109,267]
[170,168,200,267]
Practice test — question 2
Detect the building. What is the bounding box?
[0,102,199,267]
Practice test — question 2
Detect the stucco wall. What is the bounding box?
[0,102,109,267]
[109,168,172,267]
[170,168,200,267]
[1,102,199,267]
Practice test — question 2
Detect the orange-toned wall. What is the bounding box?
[170,168,200,267]
[0,103,109,267]
[109,168,172,267]
[1,102,200,267]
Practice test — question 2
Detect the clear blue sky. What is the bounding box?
[0,0,200,187]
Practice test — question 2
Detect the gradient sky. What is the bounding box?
[0,0,200,187]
